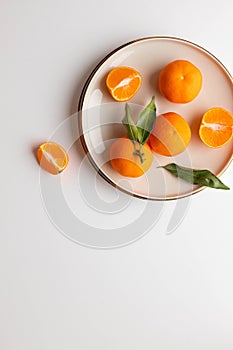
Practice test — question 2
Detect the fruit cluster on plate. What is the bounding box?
[106,61,232,189]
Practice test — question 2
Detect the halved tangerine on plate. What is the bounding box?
[106,66,142,101]
[199,107,233,148]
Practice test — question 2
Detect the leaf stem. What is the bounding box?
[133,143,145,164]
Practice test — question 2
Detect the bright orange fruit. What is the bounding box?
[106,66,142,102]
[199,107,233,148]
[110,137,153,177]
[37,142,69,174]
[149,112,191,156]
[158,60,202,103]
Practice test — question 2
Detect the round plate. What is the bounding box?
[78,36,233,200]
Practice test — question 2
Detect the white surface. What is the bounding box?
[0,0,233,349]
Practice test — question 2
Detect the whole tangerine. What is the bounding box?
[110,137,153,177]
[158,60,202,103]
[149,112,191,156]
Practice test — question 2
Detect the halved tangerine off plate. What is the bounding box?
[78,37,233,200]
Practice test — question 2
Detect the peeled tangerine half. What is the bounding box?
[199,107,233,148]
[106,66,142,101]
[37,142,69,174]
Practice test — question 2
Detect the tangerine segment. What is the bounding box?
[110,137,153,177]
[158,60,202,103]
[149,112,191,156]
[199,107,233,148]
[106,66,142,101]
[37,142,69,174]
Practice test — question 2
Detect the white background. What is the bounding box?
[1,0,233,349]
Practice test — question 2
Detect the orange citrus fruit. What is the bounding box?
[199,107,233,148]
[149,112,191,156]
[158,60,202,103]
[106,66,142,102]
[110,137,153,177]
[37,142,69,174]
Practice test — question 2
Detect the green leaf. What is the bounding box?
[122,104,138,143]
[136,96,156,145]
[161,163,230,190]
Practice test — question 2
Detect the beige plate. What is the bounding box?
[78,36,233,200]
